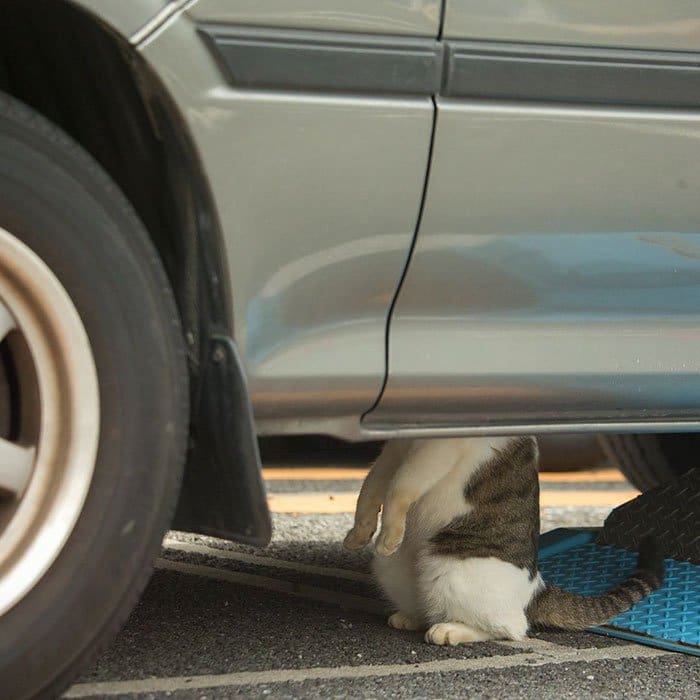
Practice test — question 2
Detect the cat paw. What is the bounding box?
[388,612,423,631]
[375,529,404,556]
[343,526,373,550]
[425,623,490,645]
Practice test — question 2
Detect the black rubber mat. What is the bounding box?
[596,467,700,564]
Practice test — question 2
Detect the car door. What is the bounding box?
[145,1,441,432]
[366,1,700,433]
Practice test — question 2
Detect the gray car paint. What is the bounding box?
[444,0,700,51]
[186,0,440,36]
[366,100,700,430]
[138,13,434,433]
[71,0,170,39]
[73,0,700,439]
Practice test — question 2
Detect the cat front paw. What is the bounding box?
[375,528,404,556]
[343,526,373,550]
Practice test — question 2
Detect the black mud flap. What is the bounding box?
[172,335,272,546]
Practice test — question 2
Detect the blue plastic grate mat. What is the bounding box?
[538,528,700,656]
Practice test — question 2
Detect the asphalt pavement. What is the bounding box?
[64,458,699,699]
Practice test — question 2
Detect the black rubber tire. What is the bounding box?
[0,94,188,699]
[598,434,698,492]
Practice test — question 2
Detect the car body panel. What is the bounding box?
[75,0,700,438]
[187,0,441,37]
[363,1,700,434]
[366,99,700,430]
[139,15,434,432]
[443,1,700,51]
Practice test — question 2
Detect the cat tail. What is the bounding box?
[527,537,664,631]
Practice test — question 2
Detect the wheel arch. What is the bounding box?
[0,0,271,545]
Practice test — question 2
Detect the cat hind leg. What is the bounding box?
[388,611,424,631]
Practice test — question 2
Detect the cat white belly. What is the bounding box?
[418,555,543,639]
[374,548,542,640]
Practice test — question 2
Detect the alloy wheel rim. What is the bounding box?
[0,226,99,616]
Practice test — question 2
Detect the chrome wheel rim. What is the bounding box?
[0,226,99,616]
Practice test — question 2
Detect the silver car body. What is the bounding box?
[76,0,700,439]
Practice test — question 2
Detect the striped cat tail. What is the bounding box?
[527,537,664,631]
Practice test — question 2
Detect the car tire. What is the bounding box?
[0,93,188,699]
[598,434,697,492]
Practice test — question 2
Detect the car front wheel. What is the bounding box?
[0,93,188,699]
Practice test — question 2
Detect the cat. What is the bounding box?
[344,436,663,645]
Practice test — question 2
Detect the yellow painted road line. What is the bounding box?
[262,467,626,483]
[266,490,639,514]
[266,493,356,514]
[539,469,625,483]
[263,468,369,480]
[540,490,639,506]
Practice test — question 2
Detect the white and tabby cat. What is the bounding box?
[344,436,662,645]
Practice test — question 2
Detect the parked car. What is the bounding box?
[1,1,698,697]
